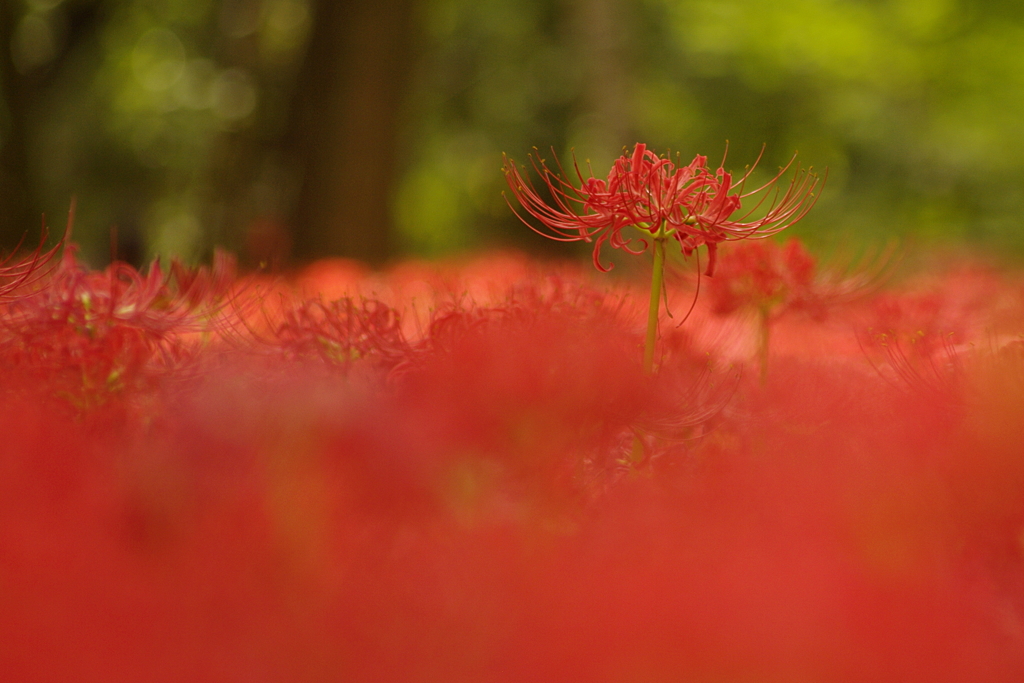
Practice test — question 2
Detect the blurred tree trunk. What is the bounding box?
[286,0,417,266]
[570,0,633,163]
[0,3,38,250]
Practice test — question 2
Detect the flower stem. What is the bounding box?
[643,235,667,375]
[631,231,667,467]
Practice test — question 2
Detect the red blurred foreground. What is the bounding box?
[2,240,1024,681]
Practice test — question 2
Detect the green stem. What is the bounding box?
[643,235,667,375]
[631,230,667,467]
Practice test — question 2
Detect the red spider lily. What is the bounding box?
[859,291,967,397]
[270,296,410,373]
[4,250,1024,681]
[0,222,65,300]
[0,243,242,408]
[707,238,818,319]
[503,143,823,275]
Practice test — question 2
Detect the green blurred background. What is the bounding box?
[1,0,1022,268]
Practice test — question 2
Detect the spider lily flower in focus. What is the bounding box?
[504,143,823,467]
[502,143,823,276]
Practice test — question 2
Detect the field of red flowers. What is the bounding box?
[2,227,1024,682]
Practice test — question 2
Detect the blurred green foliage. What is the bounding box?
[2,0,1024,265]
[405,0,1024,258]
[1,0,309,264]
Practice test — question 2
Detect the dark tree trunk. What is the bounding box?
[0,3,39,250]
[285,0,417,266]
[570,0,633,162]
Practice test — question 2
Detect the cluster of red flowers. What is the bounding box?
[0,241,238,409]
[3,235,1024,681]
[503,143,822,274]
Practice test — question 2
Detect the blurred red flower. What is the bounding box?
[503,143,822,274]
[708,238,818,318]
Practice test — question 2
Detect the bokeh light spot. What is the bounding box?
[131,28,186,92]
